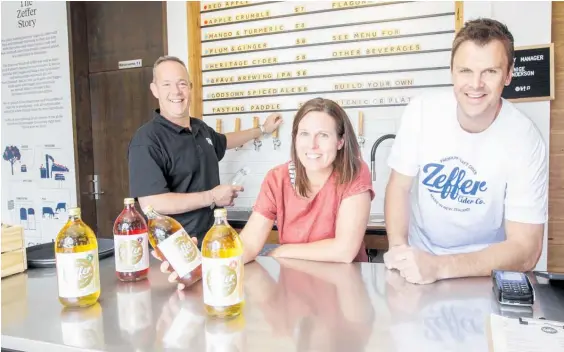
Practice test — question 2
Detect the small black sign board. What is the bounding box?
[502,44,554,102]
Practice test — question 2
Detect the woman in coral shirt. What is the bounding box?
[241,98,375,264]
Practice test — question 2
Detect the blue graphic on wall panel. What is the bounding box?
[421,156,488,213]
[19,207,36,230]
[10,198,37,231]
[3,146,21,175]
[39,154,69,188]
[40,202,67,220]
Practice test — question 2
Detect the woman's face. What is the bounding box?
[295,111,344,173]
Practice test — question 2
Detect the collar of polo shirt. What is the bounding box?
[154,109,201,135]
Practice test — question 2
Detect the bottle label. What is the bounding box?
[56,250,100,298]
[157,229,201,278]
[202,256,243,307]
[114,233,150,273]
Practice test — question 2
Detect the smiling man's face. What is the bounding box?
[150,60,192,120]
[451,39,513,123]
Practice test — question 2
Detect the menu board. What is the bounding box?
[201,1,455,115]
[502,44,554,102]
[199,1,458,211]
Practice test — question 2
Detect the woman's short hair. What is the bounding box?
[291,98,361,197]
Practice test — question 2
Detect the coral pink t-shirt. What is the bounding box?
[252,160,375,262]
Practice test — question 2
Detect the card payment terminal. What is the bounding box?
[492,270,535,307]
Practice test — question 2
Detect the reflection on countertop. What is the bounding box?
[2,255,563,352]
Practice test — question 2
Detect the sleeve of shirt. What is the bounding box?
[387,95,423,177]
[204,124,227,161]
[343,160,375,200]
[252,169,278,221]
[128,144,170,198]
[505,128,548,224]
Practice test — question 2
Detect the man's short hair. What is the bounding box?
[152,55,189,82]
[451,18,515,71]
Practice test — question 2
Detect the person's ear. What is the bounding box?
[150,82,159,99]
[337,138,345,150]
[505,66,513,86]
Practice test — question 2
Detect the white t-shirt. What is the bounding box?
[387,90,548,255]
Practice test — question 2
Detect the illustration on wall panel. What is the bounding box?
[7,197,38,232]
[42,202,67,220]
[3,146,21,175]
[39,154,69,187]
[40,190,71,242]
[7,200,15,224]
[19,207,36,230]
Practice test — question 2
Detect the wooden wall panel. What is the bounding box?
[187,2,203,119]
[85,1,165,73]
[549,2,564,272]
[68,2,97,230]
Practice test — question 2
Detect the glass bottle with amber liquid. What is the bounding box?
[143,205,202,288]
[55,207,101,308]
[113,198,150,281]
[202,208,244,318]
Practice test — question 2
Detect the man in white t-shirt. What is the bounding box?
[383,18,548,284]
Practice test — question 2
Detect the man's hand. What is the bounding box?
[384,245,441,284]
[211,185,243,207]
[261,112,283,134]
[151,237,199,291]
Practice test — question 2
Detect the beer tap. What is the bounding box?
[216,119,222,134]
[235,117,242,151]
[358,111,366,148]
[272,127,281,150]
[253,116,262,151]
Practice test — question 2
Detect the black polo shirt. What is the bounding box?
[128,110,227,242]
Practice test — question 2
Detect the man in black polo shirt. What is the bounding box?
[128,55,282,243]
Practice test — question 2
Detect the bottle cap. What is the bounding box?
[142,205,154,214]
[214,208,227,217]
[124,198,135,205]
[69,207,81,216]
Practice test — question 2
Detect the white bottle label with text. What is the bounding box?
[114,233,150,273]
[202,256,243,307]
[56,250,100,298]
[157,229,201,278]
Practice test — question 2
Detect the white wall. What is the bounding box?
[167,1,552,270]
[167,1,189,66]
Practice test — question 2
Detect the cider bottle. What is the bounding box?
[113,198,150,281]
[143,205,202,288]
[201,208,244,318]
[55,207,101,308]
